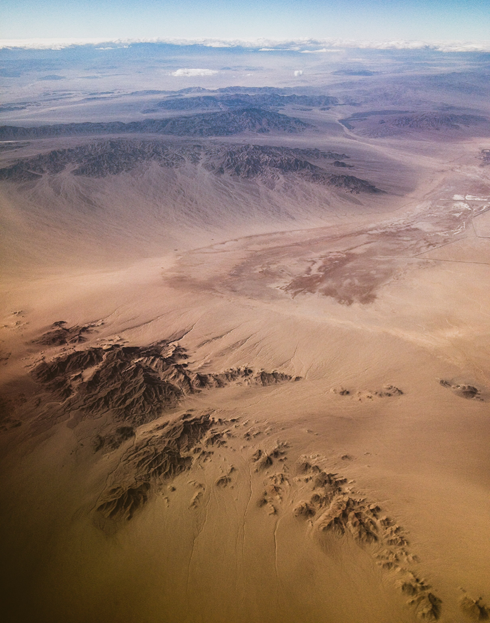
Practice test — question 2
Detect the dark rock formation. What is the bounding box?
[0,108,311,141]
[390,113,488,130]
[340,110,489,137]
[32,340,295,426]
[0,139,381,193]
[146,93,339,113]
[33,321,95,347]
[96,412,220,521]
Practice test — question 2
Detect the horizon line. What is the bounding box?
[1,36,490,53]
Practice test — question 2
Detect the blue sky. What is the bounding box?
[1,0,489,42]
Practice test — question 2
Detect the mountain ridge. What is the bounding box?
[0,139,381,193]
[0,108,312,141]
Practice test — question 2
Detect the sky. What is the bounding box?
[1,0,489,44]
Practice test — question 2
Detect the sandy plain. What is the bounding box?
[1,48,490,623]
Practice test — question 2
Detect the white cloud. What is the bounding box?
[300,48,338,53]
[1,37,490,53]
[259,47,294,52]
[294,70,303,76]
[0,37,108,50]
[171,68,219,77]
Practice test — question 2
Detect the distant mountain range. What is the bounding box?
[0,108,312,141]
[143,93,339,114]
[340,110,490,137]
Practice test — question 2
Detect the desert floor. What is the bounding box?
[1,89,490,622]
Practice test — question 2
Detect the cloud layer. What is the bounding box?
[1,37,489,53]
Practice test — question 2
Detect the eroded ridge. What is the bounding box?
[32,339,296,425]
[0,139,381,193]
[95,411,228,523]
[33,320,101,347]
[291,460,442,621]
[87,413,478,621]
[246,449,443,622]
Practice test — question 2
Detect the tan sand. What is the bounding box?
[1,123,489,623]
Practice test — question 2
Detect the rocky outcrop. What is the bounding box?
[0,139,382,193]
[33,321,98,346]
[32,340,296,426]
[95,411,223,521]
[206,145,379,193]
